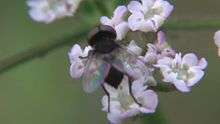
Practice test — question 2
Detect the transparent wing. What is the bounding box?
[107,46,149,82]
[82,54,111,93]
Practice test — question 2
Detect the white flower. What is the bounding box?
[127,40,143,55]
[214,30,220,56]
[100,6,129,40]
[124,40,153,85]
[155,53,208,93]
[102,76,158,124]
[27,0,82,23]
[127,0,174,32]
[68,44,92,78]
[141,31,175,65]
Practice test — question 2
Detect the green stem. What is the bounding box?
[113,0,129,7]
[0,20,219,74]
[93,0,110,16]
[164,20,220,30]
[0,27,91,74]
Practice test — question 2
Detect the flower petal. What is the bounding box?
[107,113,122,124]
[28,9,55,23]
[214,30,220,47]
[27,0,82,23]
[115,22,129,40]
[172,53,182,66]
[157,31,166,44]
[102,95,109,112]
[82,46,92,57]
[163,72,177,83]
[143,52,157,64]
[112,6,128,25]
[197,58,208,70]
[127,40,143,55]
[142,0,155,12]
[100,16,112,26]
[68,44,83,63]
[153,0,174,18]
[104,83,118,97]
[151,15,165,31]
[127,1,142,13]
[157,57,172,66]
[69,60,84,79]
[128,12,144,31]
[187,67,204,87]
[139,90,158,113]
[182,53,198,66]
[128,12,155,32]
[173,80,190,93]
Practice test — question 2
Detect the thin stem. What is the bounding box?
[164,20,220,30]
[93,0,110,16]
[0,20,220,74]
[0,27,91,74]
[113,0,129,7]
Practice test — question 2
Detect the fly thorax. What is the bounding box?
[94,38,119,54]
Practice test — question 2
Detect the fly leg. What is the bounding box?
[128,77,142,107]
[79,56,88,59]
[101,84,110,113]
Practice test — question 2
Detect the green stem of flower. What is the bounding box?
[93,0,110,16]
[0,27,91,74]
[164,20,220,30]
[113,0,129,7]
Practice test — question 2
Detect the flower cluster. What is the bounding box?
[67,0,208,123]
[102,77,158,124]
[27,0,82,23]
[101,0,174,40]
[155,53,207,92]
[68,44,92,78]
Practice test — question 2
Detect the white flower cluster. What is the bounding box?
[102,77,158,124]
[27,0,82,23]
[101,0,174,40]
[155,53,207,92]
[68,0,208,123]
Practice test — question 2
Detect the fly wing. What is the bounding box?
[108,46,149,82]
[82,54,111,93]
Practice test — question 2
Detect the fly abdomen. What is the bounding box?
[105,66,124,89]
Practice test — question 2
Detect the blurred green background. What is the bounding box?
[0,0,220,124]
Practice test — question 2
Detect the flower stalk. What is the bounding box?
[93,0,111,16]
[0,26,91,74]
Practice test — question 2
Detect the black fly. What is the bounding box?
[82,25,148,112]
